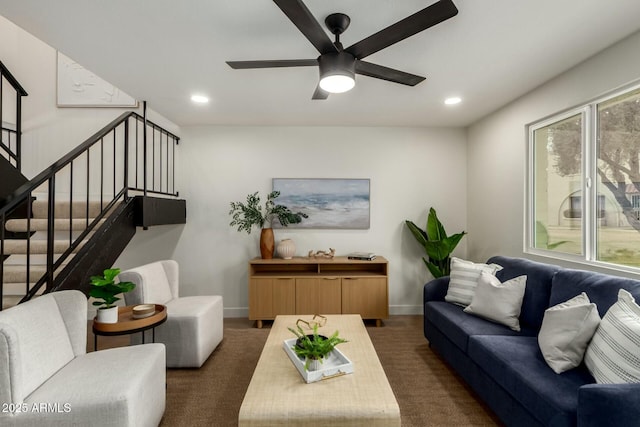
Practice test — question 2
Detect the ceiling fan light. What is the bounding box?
[319,74,355,93]
[191,94,209,104]
[318,51,356,94]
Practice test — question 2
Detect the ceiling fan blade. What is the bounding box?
[226,59,317,69]
[346,0,458,60]
[273,0,338,54]
[312,85,329,100]
[355,61,425,86]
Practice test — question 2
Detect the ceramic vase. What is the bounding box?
[277,238,296,259]
[260,228,275,259]
[96,306,118,323]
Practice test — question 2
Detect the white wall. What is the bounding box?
[128,126,467,317]
[467,30,640,277]
[2,13,467,317]
[1,14,183,317]
[0,14,178,180]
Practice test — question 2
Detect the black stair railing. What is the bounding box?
[0,60,28,171]
[0,105,179,309]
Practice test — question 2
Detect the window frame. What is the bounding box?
[525,81,640,274]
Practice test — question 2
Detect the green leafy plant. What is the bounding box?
[89,268,136,309]
[405,207,466,278]
[288,323,348,370]
[229,190,308,233]
[535,221,569,250]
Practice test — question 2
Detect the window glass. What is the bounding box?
[532,114,582,255]
[596,88,640,267]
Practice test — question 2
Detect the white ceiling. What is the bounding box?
[1,0,640,128]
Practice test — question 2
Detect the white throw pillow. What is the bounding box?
[445,257,503,306]
[538,292,600,374]
[463,272,527,331]
[584,289,640,384]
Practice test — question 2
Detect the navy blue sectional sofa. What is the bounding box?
[423,256,640,427]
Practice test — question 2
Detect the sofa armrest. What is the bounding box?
[52,290,88,356]
[577,383,640,427]
[423,277,450,304]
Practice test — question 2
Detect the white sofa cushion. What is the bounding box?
[538,292,601,374]
[120,260,178,306]
[137,262,173,304]
[464,272,527,331]
[585,289,640,384]
[122,260,224,368]
[12,344,166,427]
[135,295,224,368]
[445,257,503,306]
[0,291,167,427]
[0,295,75,403]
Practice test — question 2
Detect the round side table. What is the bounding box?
[92,304,167,351]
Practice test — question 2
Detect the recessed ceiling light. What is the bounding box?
[444,97,462,105]
[191,95,209,104]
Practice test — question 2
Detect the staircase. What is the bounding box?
[2,200,107,309]
[0,61,186,310]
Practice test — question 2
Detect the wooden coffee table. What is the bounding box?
[239,314,400,426]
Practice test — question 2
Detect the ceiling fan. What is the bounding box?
[226,0,458,100]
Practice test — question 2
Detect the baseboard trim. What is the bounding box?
[224,307,249,318]
[389,305,423,315]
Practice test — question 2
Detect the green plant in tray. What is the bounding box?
[288,323,348,371]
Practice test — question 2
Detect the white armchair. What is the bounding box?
[119,260,223,368]
[0,290,166,427]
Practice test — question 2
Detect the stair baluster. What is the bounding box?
[1,109,181,310]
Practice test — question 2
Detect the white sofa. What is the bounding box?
[0,290,166,427]
[120,260,223,368]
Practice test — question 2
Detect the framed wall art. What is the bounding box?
[272,178,370,229]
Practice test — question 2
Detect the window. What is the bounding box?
[527,85,640,270]
[633,195,640,221]
[530,112,584,256]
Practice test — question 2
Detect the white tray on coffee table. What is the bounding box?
[282,338,354,383]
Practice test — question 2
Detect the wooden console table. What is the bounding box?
[248,256,389,328]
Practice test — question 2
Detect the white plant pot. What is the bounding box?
[96,306,119,323]
[277,239,296,259]
[306,357,323,372]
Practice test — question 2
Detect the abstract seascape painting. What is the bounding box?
[272,178,370,229]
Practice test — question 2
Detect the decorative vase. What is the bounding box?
[96,306,118,323]
[277,239,296,259]
[260,228,275,259]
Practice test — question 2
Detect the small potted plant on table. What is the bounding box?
[288,323,348,371]
[90,268,136,324]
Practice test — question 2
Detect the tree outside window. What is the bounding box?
[529,86,640,269]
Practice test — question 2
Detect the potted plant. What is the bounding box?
[405,207,466,278]
[229,190,308,259]
[90,268,136,323]
[288,323,348,371]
